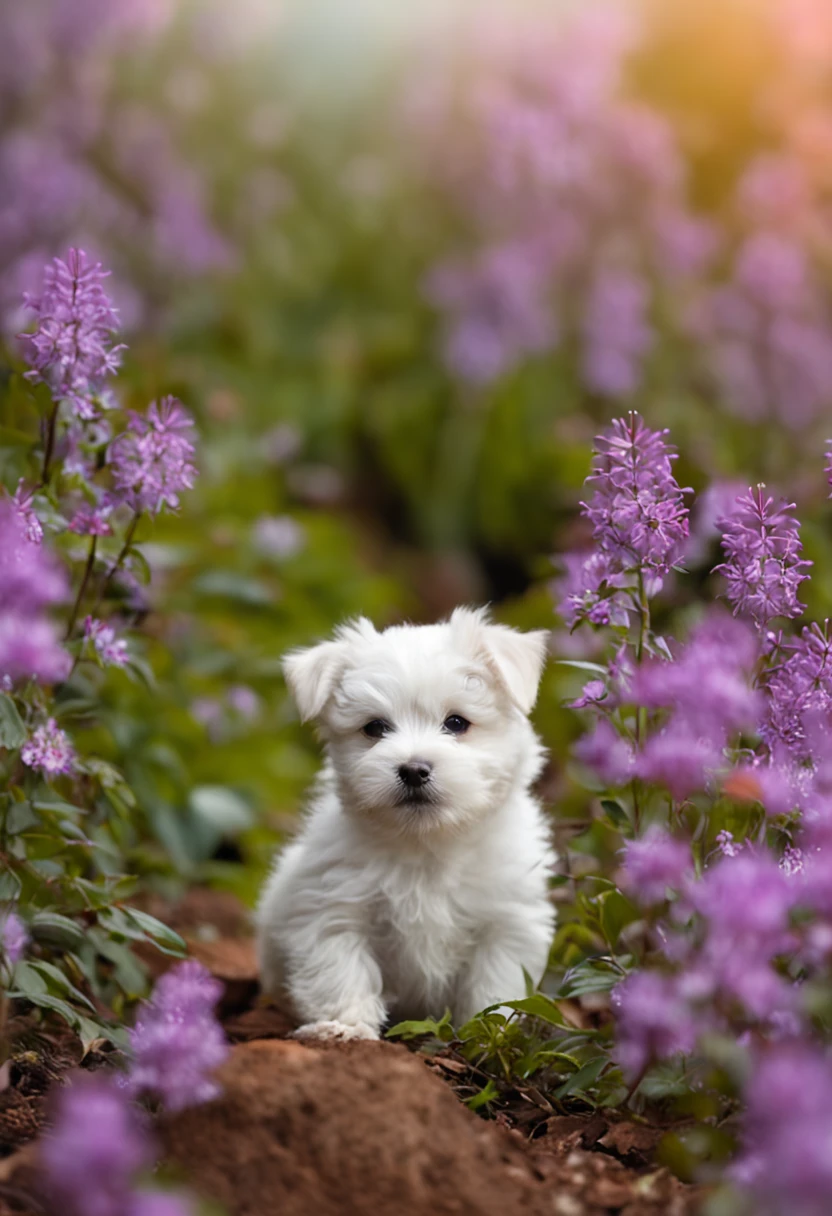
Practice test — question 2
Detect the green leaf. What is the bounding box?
[600,799,629,828]
[503,994,567,1027]
[189,786,254,835]
[465,1080,500,1111]
[386,1009,454,1042]
[30,912,87,952]
[554,660,608,675]
[5,801,39,834]
[27,960,96,1011]
[0,695,26,749]
[120,907,186,956]
[554,1056,607,1099]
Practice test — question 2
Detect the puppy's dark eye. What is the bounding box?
[362,719,391,739]
[443,714,470,735]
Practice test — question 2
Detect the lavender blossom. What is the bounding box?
[716,485,810,627]
[690,852,797,1019]
[12,481,43,544]
[68,502,113,536]
[763,622,832,757]
[581,268,653,398]
[84,617,129,667]
[109,397,197,515]
[620,828,691,903]
[555,550,630,629]
[127,1193,196,1216]
[41,1077,152,1216]
[635,724,722,801]
[0,502,68,685]
[22,249,124,416]
[573,718,634,786]
[631,611,762,745]
[0,909,28,966]
[21,718,75,775]
[734,1045,832,1216]
[253,515,305,559]
[581,412,690,579]
[612,972,697,1080]
[129,960,228,1111]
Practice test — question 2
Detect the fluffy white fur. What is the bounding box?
[255,606,556,1041]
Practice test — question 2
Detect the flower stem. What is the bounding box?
[65,536,97,640]
[91,513,140,615]
[39,401,60,485]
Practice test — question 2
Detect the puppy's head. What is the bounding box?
[283,607,548,836]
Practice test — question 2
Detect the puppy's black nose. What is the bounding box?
[398,759,433,788]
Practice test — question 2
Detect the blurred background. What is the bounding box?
[3,0,832,903]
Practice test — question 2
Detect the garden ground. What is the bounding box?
[0,889,705,1216]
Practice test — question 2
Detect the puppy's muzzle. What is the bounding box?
[397,759,433,790]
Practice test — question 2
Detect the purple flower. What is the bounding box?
[109,397,197,515]
[690,852,797,1019]
[1,909,28,965]
[128,960,228,1111]
[734,1045,832,1216]
[21,718,75,775]
[568,679,607,709]
[68,502,113,536]
[763,622,832,757]
[635,724,721,801]
[620,828,691,903]
[0,499,67,613]
[716,485,811,627]
[84,617,129,667]
[555,550,631,629]
[253,515,305,559]
[723,762,797,817]
[612,971,697,1079]
[573,718,634,786]
[0,613,70,687]
[127,1193,196,1216]
[631,611,762,745]
[0,500,69,685]
[581,268,653,398]
[22,249,124,416]
[227,684,260,719]
[11,481,43,544]
[581,412,691,579]
[41,1077,152,1216]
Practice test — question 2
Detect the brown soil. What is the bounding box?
[0,889,708,1216]
[158,1037,705,1216]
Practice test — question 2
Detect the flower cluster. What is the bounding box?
[733,1045,832,1216]
[109,397,197,516]
[128,960,229,1110]
[21,718,75,775]
[22,249,124,418]
[557,413,690,630]
[581,413,691,579]
[42,961,224,1216]
[716,485,810,627]
[0,499,69,685]
[41,1077,194,1216]
[84,617,129,667]
[417,6,712,392]
[630,612,762,800]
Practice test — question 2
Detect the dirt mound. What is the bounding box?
[159,1038,551,1216]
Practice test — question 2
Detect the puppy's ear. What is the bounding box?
[282,641,345,722]
[282,617,377,721]
[452,607,549,714]
[483,623,549,714]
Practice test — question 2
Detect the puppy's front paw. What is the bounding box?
[294,1019,379,1042]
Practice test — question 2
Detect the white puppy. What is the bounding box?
[255,606,555,1041]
